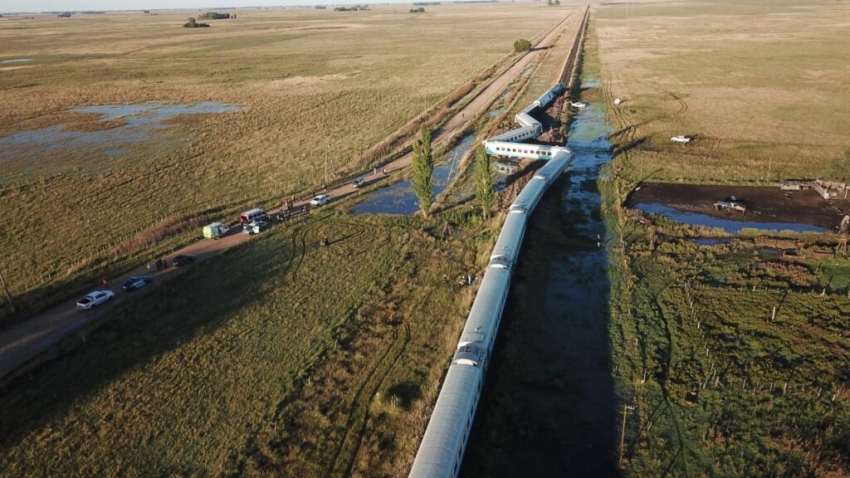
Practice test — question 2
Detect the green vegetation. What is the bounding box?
[474,145,495,219]
[412,125,435,217]
[0,210,499,476]
[513,38,532,53]
[183,17,210,28]
[582,5,850,473]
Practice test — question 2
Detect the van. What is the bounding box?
[239,208,268,224]
[203,222,229,240]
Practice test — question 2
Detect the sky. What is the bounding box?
[0,0,409,14]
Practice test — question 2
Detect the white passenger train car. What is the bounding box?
[410,83,572,478]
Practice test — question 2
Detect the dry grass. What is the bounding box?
[594,0,850,183]
[0,4,576,326]
[0,210,494,477]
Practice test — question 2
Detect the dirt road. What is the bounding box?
[0,10,581,382]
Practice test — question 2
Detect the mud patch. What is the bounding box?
[627,183,847,231]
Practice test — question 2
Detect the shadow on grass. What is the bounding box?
[0,224,309,452]
[461,175,622,478]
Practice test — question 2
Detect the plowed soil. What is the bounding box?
[627,183,850,231]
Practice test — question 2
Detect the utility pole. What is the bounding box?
[324,141,329,187]
[619,404,635,466]
[0,268,16,314]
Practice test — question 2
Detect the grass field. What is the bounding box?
[595,0,850,184]
[0,4,575,326]
[586,4,850,474]
[0,206,501,476]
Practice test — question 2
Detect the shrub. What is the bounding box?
[513,39,532,53]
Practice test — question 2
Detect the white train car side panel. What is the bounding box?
[409,83,572,478]
[490,210,528,263]
[458,267,512,351]
[409,365,483,478]
[483,141,559,160]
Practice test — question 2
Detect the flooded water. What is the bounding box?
[633,203,826,234]
[463,93,620,477]
[0,58,33,64]
[0,102,239,162]
[582,73,602,89]
[352,134,474,215]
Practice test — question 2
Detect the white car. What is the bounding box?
[570,101,587,109]
[310,194,331,207]
[671,135,693,143]
[76,290,115,309]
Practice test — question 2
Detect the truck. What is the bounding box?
[203,222,229,240]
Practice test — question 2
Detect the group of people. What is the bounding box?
[148,258,168,271]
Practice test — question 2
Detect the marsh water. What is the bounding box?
[351,133,475,215]
[463,98,620,476]
[633,202,826,234]
[0,102,239,162]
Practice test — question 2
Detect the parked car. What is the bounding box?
[203,222,229,240]
[352,177,365,188]
[172,254,197,267]
[76,290,115,309]
[252,221,270,234]
[122,276,151,292]
[310,194,331,207]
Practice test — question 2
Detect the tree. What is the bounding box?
[513,39,532,53]
[186,17,196,27]
[474,145,495,219]
[411,125,434,217]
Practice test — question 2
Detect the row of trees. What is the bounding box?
[411,126,495,219]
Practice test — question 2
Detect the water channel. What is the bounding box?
[463,94,620,476]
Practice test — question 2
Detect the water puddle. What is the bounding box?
[0,102,240,162]
[352,134,474,215]
[0,58,33,64]
[633,203,826,234]
[564,103,612,223]
[581,74,602,89]
[500,90,512,101]
[488,109,503,117]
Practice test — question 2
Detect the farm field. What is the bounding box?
[596,0,850,184]
[0,209,493,476]
[0,4,577,327]
[591,1,850,476]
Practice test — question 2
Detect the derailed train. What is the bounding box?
[409,84,572,478]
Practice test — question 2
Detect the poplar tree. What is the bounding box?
[474,145,495,219]
[412,125,434,216]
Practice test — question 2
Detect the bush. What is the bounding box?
[183,17,210,28]
[513,39,532,53]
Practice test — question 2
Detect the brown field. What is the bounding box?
[595,0,850,184]
[0,4,577,325]
[0,4,588,477]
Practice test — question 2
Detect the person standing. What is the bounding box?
[101,278,108,287]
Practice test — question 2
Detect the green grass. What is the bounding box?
[0,209,497,476]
